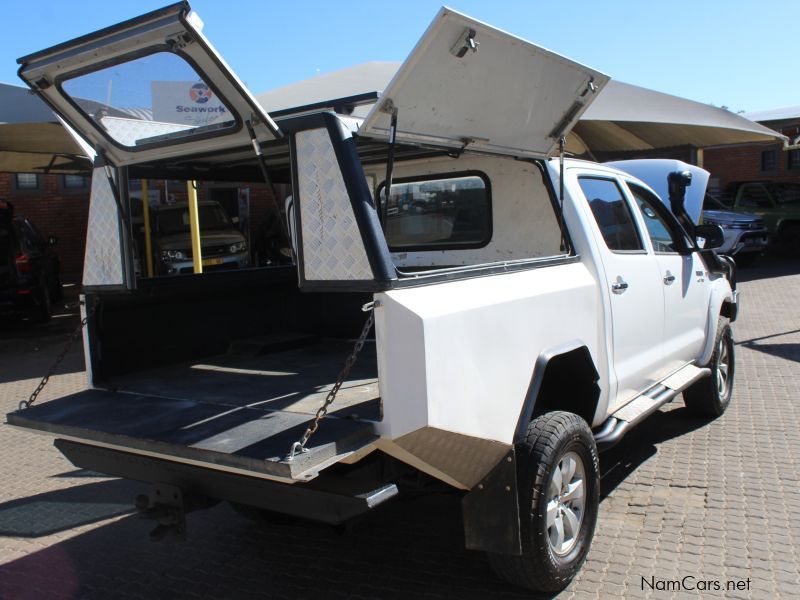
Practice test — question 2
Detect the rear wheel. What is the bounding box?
[683,318,734,417]
[488,411,599,592]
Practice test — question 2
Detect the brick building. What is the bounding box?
[703,106,800,197]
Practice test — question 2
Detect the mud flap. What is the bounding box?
[462,448,522,555]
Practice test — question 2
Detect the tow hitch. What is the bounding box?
[135,483,215,541]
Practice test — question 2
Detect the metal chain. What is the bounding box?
[286,303,377,461]
[19,297,99,411]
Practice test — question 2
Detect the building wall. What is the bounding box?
[703,119,800,198]
[0,172,89,281]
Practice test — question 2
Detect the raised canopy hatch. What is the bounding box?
[16,1,280,166]
[359,7,609,158]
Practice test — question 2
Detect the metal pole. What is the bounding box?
[141,179,154,278]
[186,181,203,274]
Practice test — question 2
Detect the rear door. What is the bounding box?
[17,2,280,167]
[359,7,609,159]
[576,175,666,408]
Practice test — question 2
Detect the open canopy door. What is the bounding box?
[17,1,280,167]
[359,7,609,159]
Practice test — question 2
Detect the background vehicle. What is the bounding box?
[0,200,61,322]
[7,4,737,593]
[152,201,248,276]
[727,181,800,256]
[701,194,768,266]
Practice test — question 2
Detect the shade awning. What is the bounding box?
[0,83,90,174]
[570,80,785,153]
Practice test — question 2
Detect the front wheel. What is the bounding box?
[683,318,734,417]
[488,411,599,592]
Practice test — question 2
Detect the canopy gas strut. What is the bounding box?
[245,119,292,248]
[379,100,399,226]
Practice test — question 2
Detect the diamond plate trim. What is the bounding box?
[296,129,373,281]
[100,116,187,148]
[82,167,124,287]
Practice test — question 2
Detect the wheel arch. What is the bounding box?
[514,341,601,443]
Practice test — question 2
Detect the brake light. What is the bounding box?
[14,253,32,274]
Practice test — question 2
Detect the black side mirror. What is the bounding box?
[695,224,724,250]
[47,235,58,246]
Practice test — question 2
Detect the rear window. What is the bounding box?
[61,51,236,149]
[378,172,491,250]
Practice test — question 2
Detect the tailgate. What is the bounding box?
[7,389,376,482]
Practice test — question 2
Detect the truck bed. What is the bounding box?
[7,338,380,481]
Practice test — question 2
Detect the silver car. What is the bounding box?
[701,194,769,266]
[153,201,249,276]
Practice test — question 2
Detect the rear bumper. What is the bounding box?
[55,439,397,525]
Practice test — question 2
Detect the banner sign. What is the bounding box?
[151,81,229,128]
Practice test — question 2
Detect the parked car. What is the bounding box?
[152,201,249,276]
[9,3,738,593]
[701,193,769,266]
[727,181,800,256]
[0,201,61,322]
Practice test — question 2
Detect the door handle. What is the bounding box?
[611,278,629,294]
[664,271,676,285]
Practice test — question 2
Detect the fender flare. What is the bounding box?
[513,340,600,443]
[698,280,734,366]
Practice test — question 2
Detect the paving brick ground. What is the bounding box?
[0,263,798,599]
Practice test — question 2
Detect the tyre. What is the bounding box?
[683,318,734,417]
[488,411,599,592]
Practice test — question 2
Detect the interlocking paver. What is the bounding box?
[1,259,800,598]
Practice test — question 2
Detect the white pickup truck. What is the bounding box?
[8,3,738,592]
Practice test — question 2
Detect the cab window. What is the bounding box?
[579,177,643,252]
[626,183,684,253]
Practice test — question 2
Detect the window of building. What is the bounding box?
[738,184,772,208]
[579,177,643,252]
[377,172,491,250]
[62,175,87,189]
[788,149,800,170]
[15,173,40,190]
[761,149,777,172]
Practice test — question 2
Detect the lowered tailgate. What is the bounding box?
[8,388,376,482]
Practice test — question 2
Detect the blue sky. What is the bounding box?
[2,0,797,114]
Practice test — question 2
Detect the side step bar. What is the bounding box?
[594,365,710,450]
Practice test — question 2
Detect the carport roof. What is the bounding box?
[256,63,786,154]
[0,82,91,174]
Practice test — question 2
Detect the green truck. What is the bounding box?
[728,182,800,255]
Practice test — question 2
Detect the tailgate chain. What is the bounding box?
[19,297,99,411]
[286,301,378,461]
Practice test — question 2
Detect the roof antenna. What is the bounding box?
[559,136,567,253]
